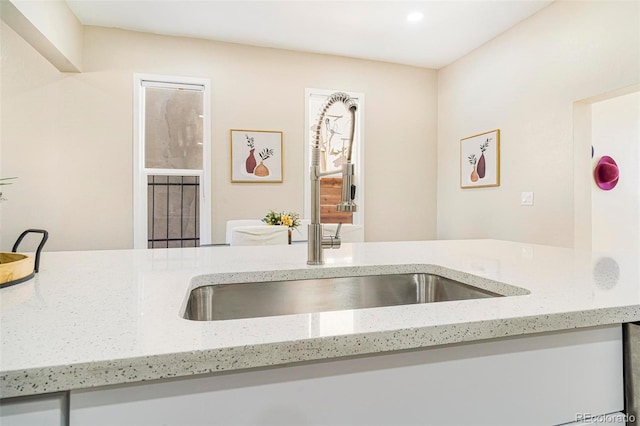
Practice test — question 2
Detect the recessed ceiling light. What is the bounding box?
[407,12,424,22]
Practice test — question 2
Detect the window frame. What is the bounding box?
[133,73,212,249]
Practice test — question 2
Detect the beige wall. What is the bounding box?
[5,0,636,252]
[0,24,437,251]
[437,0,640,247]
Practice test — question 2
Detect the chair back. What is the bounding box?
[230,225,288,246]
[290,219,311,242]
[225,220,266,244]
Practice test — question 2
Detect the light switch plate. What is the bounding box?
[521,192,534,206]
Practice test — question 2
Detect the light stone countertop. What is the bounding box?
[1,239,639,398]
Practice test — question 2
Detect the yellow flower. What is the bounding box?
[263,210,299,228]
[280,215,293,227]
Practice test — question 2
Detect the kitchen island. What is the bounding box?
[1,239,637,425]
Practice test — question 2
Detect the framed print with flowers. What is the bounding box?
[460,129,500,189]
[231,129,283,183]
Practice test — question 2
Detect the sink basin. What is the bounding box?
[183,273,503,321]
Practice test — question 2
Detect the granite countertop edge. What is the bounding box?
[2,306,638,398]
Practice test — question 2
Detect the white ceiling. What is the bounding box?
[66,0,553,69]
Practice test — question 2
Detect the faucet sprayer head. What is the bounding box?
[337,161,358,213]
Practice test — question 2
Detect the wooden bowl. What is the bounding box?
[0,253,35,285]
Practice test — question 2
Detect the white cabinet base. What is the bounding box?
[70,325,623,426]
[0,392,68,426]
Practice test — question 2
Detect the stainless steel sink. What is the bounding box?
[183,273,503,321]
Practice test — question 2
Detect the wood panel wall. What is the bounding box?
[320,178,353,224]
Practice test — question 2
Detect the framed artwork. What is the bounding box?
[230,129,283,183]
[460,129,500,189]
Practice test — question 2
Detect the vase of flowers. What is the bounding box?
[468,154,479,183]
[262,210,300,244]
[254,148,274,177]
[477,138,490,179]
[245,135,257,174]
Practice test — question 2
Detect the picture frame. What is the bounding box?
[230,129,283,183]
[460,129,500,189]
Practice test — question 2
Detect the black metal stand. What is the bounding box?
[0,229,49,288]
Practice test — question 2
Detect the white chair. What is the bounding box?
[323,224,364,242]
[290,219,310,242]
[225,220,266,244]
[230,225,289,246]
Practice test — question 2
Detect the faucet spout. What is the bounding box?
[308,92,358,265]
